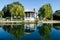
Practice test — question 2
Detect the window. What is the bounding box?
[30,13,34,17]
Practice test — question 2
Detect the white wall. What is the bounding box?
[24,17,35,21]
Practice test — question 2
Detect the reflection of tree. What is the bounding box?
[53,23,60,30]
[38,24,52,40]
[2,24,24,39]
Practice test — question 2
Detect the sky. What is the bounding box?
[0,0,60,12]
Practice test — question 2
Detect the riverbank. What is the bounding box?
[0,20,60,24]
[38,20,60,23]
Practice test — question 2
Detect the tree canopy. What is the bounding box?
[53,10,60,16]
[9,2,24,16]
[2,2,24,18]
[38,3,53,20]
[53,10,60,20]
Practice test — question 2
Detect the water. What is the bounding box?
[0,23,60,40]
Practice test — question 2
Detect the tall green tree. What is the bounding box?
[2,2,24,20]
[9,2,24,20]
[38,3,53,20]
[2,6,11,18]
[53,10,60,20]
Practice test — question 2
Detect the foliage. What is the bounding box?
[2,2,24,19]
[2,6,11,18]
[53,10,60,16]
[0,11,4,17]
[53,10,60,20]
[38,3,53,20]
[9,2,24,16]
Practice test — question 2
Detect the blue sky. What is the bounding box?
[0,0,60,12]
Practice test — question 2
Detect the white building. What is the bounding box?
[24,9,38,21]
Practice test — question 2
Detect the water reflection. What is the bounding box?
[37,23,52,40]
[1,24,37,40]
[53,23,60,30]
[0,23,60,40]
[2,24,24,40]
[24,24,37,34]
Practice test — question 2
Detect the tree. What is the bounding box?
[38,3,53,20]
[9,2,24,20]
[2,5,11,18]
[2,2,24,20]
[53,10,60,20]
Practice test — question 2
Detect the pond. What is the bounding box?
[0,23,60,40]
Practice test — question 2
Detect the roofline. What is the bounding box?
[24,11,35,13]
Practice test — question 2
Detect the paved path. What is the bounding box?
[38,20,60,23]
[0,20,60,24]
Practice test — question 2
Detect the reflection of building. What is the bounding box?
[24,24,36,34]
[24,9,38,21]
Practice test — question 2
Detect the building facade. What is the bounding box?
[24,9,38,21]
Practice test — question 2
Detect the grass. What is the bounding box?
[0,18,60,24]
